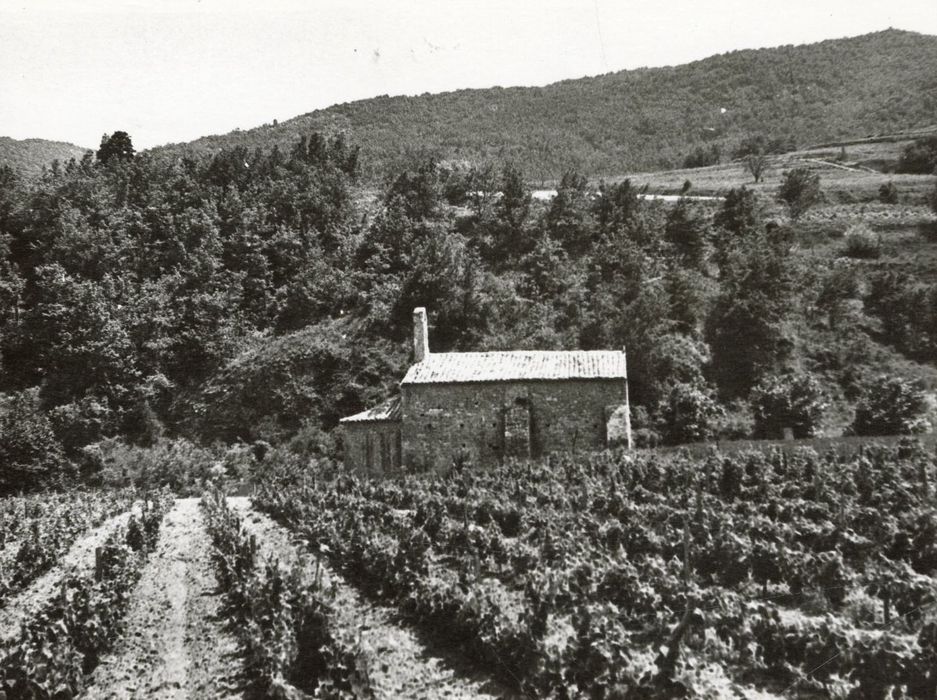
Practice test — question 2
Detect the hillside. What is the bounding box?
[0,136,90,177]
[153,29,937,179]
[612,137,937,202]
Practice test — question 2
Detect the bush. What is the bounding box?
[0,391,70,494]
[878,181,899,204]
[683,144,720,169]
[48,396,116,455]
[841,223,882,259]
[851,375,930,436]
[712,400,755,440]
[778,167,822,220]
[178,319,405,445]
[658,382,724,445]
[629,406,662,449]
[751,372,828,439]
[93,437,220,493]
[896,136,937,175]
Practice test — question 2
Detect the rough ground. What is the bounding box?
[230,497,511,699]
[83,498,242,699]
[0,509,133,646]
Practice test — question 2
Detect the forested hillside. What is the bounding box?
[155,29,937,179]
[0,137,90,178]
[1,128,936,491]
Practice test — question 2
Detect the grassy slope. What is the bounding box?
[613,138,937,200]
[152,29,937,179]
[0,137,90,178]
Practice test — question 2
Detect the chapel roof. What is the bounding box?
[400,350,627,385]
[338,396,401,423]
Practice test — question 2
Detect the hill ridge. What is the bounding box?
[0,136,91,178]
[150,28,937,178]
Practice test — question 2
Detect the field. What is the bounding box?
[1,442,935,698]
[612,135,937,205]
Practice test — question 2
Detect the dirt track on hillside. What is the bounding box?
[83,498,243,699]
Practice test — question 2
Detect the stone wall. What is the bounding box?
[341,421,401,475]
[400,379,628,472]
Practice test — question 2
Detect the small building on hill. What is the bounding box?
[340,308,631,474]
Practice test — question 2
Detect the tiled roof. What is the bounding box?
[339,396,401,423]
[401,350,627,385]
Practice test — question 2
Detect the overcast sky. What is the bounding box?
[2,0,936,150]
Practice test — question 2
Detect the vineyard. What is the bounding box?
[0,489,174,697]
[249,441,937,698]
[0,441,935,698]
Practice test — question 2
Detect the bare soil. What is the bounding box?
[0,509,133,646]
[230,497,512,699]
[83,498,243,699]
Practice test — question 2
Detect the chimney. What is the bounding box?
[413,307,429,362]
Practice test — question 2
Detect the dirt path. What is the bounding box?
[83,498,243,700]
[230,498,512,700]
[0,509,133,646]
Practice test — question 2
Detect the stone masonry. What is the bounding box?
[340,308,631,474]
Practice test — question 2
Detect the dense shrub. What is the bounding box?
[682,144,720,169]
[751,372,828,439]
[90,437,224,493]
[851,375,930,436]
[841,223,882,259]
[778,168,822,220]
[712,400,755,440]
[897,136,937,175]
[878,181,899,204]
[48,396,116,455]
[658,382,724,445]
[629,406,662,449]
[0,391,69,494]
[178,319,405,444]
[733,134,794,158]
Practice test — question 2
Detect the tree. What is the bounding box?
[0,390,67,494]
[745,151,768,183]
[750,371,827,439]
[20,265,138,409]
[706,233,797,397]
[777,167,821,220]
[0,233,24,333]
[96,131,135,165]
[496,164,531,233]
[665,199,707,268]
[714,187,762,238]
[852,376,930,436]
[816,265,860,329]
[486,163,535,264]
[545,171,593,256]
[658,381,724,445]
[639,331,711,408]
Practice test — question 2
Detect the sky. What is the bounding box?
[1,0,936,150]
